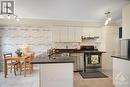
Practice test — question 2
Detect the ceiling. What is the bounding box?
[15,0,130,22]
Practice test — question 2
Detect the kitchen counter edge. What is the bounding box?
[111,55,130,61]
[30,57,75,64]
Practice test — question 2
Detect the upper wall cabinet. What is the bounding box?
[122,4,130,39]
[82,27,101,41]
[52,26,82,42]
[52,28,61,42]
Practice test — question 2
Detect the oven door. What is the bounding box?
[87,53,101,68]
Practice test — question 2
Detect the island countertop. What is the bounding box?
[30,55,75,64]
[111,55,130,61]
[33,55,74,87]
[54,49,106,53]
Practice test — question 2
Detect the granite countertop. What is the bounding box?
[30,55,75,64]
[79,50,106,53]
[54,49,106,53]
[111,55,130,61]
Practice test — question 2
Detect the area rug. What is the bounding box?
[79,71,108,79]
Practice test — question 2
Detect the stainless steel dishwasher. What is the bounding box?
[70,53,84,72]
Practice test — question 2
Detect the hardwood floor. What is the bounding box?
[0,66,114,87]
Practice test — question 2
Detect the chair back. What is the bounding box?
[4,53,13,63]
[4,53,12,58]
[31,52,35,60]
[25,52,35,62]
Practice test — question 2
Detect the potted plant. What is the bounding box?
[15,48,22,57]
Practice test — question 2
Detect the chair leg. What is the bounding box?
[14,65,16,76]
[29,65,32,74]
[31,65,33,72]
[10,65,12,73]
[24,62,26,77]
[20,64,22,75]
[16,65,18,71]
[29,66,31,74]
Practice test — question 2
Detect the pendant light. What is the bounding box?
[104,11,111,25]
[0,1,20,21]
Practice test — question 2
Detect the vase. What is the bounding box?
[17,52,22,57]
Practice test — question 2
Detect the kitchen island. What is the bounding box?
[30,55,74,87]
[112,56,130,87]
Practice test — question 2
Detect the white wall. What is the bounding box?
[0,25,52,57]
[102,26,119,71]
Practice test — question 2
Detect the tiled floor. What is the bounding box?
[0,67,114,87]
[0,68,39,87]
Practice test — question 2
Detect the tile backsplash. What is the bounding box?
[52,42,80,49]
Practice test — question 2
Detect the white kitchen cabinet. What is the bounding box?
[52,28,61,42]
[52,26,81,42]
[60,27,68,42]
[122,4,130,39]
[39,63,73,87]
[77,53,84,71]
[70,53,84,71]
[82,27,101,37]
[68,27,75,42]
[68,27,82,42]
[113,58,130,87]
[70,53,78,71]
[75,27,82,42]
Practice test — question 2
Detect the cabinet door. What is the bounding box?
[52,26,68,42]
[75,27,82,42]
[52,26,82,42]
[60,27,68,42]
[113,58,130,87]
[122,4,130,39]
[52,28,60,42]
[79,53,84,71]
[68,27,75,42]
[70,53,78,71]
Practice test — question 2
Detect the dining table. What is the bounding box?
[4,55,30,78]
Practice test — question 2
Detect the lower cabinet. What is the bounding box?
[113,58,130,87]
[79,53,84,71]
[39,63,73,87]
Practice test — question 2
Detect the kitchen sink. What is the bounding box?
[50,56,75,60]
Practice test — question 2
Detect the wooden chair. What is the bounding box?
[20,52,34,75]
[4,53,19,76]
